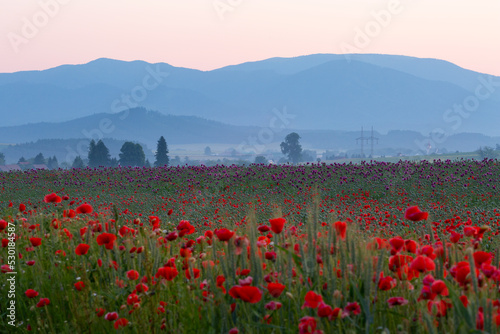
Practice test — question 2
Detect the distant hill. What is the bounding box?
[1,54,499,136]
[0,107,260,148]
[1,108,498,165]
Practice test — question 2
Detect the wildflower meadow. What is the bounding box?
[1,160,500,333]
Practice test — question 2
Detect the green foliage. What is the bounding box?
[254,155,268,164]
[72,156,85,169]
[88,140,111,168]
[119,142,146,167]
[47,156,59,170]
[280,132,302,164]
[477,146,499,159]
[204,146,212,156]
[154,136,169,167]
[33,152,46,165]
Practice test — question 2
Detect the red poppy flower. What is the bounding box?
[427,300,448,317]
[215,228,235,242]
[105,312,118,321]
[299,316,317,334]
[404,206,428,221]
[167,209,173,216]
[229,285,262,303]
[317,303,334,317]
[265,301,282,310]
[19,203,26,212]
[266,282,285,297]
[389,237,405,253]
[127,270,139,280]
[404,239,418,254]
[378,276,396,291]
[166,231,178,241]
[265,251,277,261]
[302,291,323,309]
[269,218,286,234]
[44,193,61,203]
[75,243,90,256]
[96,308,105,317]
[258,225,271,233]
[334,221,347,240]
[1,264,12,273]
[450,231,462,243]
[431,280,448,296]
[417,285,436,301]
[185,268,201,280]
[29,237,42,247]
[114,318,129,329]
[388,254,414,271]
[25,289,39,298]
[36,298,50,307]
[0,220,7,231]
[344,302,361,316]
[74,281,85,291]
[450,261,472,286]
[63,209,76,218]
[229,328,239,334]
[155,266,179,281]
[96,233,117,250]
[460,295,469,307]
[410,255,435,273]
[127,293,141,305]
[176,220,195,237]
[76,203,93,214]
[387,297,409,308]
[473,251,493,268]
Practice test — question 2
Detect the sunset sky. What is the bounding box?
[1,0,499,75]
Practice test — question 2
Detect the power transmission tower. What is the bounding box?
[356,127,378,158]
[368,126,378,158]
[356,127,367,158]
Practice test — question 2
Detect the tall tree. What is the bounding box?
[87,140,97,167]
[254,155,267,164]
[72,156,85,169]
[0,152,5,165]
[47,155,59,170]
[33,153,46,165]
[89,140,111,167]
[119,142,146,167]
[280,132,302,164]
[154,136,169,167]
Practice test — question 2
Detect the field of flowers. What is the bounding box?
[1,159,500,333]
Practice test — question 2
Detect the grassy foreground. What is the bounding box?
[1,160,500,333]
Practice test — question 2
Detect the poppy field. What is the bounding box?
[1,160,500,333]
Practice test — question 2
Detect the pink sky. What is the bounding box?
[1,0,499,75]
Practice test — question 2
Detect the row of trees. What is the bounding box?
[72,136,170,168]
[477,145,500,159]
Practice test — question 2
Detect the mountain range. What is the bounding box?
[1,54,499,137]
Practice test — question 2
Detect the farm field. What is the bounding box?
[1,160,500,333]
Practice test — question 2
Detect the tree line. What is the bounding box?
[72,136,169,168]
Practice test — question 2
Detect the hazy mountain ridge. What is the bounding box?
[1,54,499,136]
